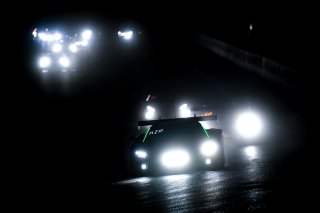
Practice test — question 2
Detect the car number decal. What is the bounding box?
[149,129,164,135]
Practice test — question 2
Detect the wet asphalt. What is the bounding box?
[105,134,313,212]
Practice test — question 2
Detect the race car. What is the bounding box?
[38,53,76,73]
[32,28,94,73]
[130,115,225,176]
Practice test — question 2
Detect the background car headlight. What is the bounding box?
[52,43,62,53]
[82,30,92,40]
[135,150,147,158]
[54,32,62,40]
[69,44,78,53]
[38,32,53,41]
[179,104,191,118]
[235,111,263,140]
[33,27,95,73]
[145,106,156,120]
[200,140,218,157]
[161,149,190,169]
[59,56,70,67]
[118,30,133,40]
[39,56,51,68]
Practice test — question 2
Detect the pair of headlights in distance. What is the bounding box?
[39,56,70,69]
[51,43,79,53]
[144,103,192,120]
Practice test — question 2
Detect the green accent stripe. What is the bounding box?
[143,127,151,142]
[200,123,210,138]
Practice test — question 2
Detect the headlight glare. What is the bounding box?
[200,140,219,157]
[59,56,70,67]
[145,106,156,120]
[52,43,62,53]
[135,150,147,158]
[161,149,190,169]
[39,56,51,68]
[69,44,78,53]
[235,111,263,140]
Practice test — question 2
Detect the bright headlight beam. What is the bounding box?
[59,56,70,67]
[179,104,191,118]
[123,31,133,40]
[200,140,218,157]
[52,43,62,52]
[118,31,133,40]
[235,111,263,140]
[82,30,92,40]
[69,44,78,53]
[38,32,62,41]
[39,56,51,68]
[145,106,155,120]
[54,32,62,40]
[141,164,147,170]
[135,150,147,158]
[161,149,190,169]
[38,32,54,41]
[38,32,45,40]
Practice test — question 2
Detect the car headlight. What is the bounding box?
[39,56,51,68]
[135,150,147,158]
[235,111,263,140]
[118,30,133,40]
[53,32,62,40]
[59,56,70,67]
[161,149,190,169]
[179,103,191,118]
[69,44,78,53]
[52,43,62,53]
[145,106,156,120]
[82,30,92,40]
[200,140,219,157]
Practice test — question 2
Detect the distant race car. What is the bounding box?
[130,115,225,176]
